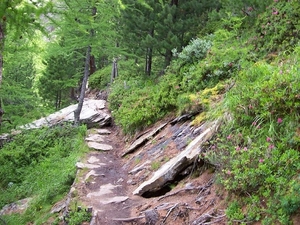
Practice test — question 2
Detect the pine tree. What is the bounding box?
[120,0,220,74]
[0,0,52,85]
[43,0,120,123]
[38,53,78,109]
[0,0,52,126]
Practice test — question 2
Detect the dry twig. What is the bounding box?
[160,203,179,224]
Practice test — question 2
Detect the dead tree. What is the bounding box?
[74,45,91,125]
[110,58,118,84]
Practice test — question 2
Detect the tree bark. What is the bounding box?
[73,5,97,125]
[164,49,172,68]
[0,21,5,85]
[0,21,5,121]
[89,55,96,75]
[145,47,153,76]
[110,58,118,83]
[74,45,91,125]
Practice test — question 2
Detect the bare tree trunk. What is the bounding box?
[145,47,152,76]
[164,49,172,68]
[0,21,5,86]
[110,58,118,84]
[74,45,91,125]
[89,55,96,75]
[0,22,6,124]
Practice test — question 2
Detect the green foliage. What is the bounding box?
[177,19,248,93]
[226,201,244,222]
[176,82,226,116]
[203,48,300,224]
[38,52,78,109]
[65,209,92,225]
[89,58,146,90]
[0,125,88,224]
[207,0,273,30]
[109,72,178,133]
[109,17,248,134]
[151,161,161,171]
[0,0,53,37]
[89,65,112,90]
[172,37,213,65]
[120,0,219,73]
[251,0,300,56]
[1,35,50,132]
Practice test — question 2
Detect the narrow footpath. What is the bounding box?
[73,126,139,225]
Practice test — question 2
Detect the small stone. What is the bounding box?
[117,178,124,183]
[87,156,100,164]
[127,179,133,184]
[85,170,105,181]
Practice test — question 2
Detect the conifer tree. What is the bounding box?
[120,0,220,74]
[0,0,52,85]
[0,0,52,125]
[38,53,78,109]
[44,0,119,123]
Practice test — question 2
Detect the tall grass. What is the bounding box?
[0,124,88,224]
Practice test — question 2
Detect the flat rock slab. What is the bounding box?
[76,162,106,169]
[122,123,168,157]
[88,142,113,151]
[87,183,121,197]
[133,119,221,196]
[87,183,128,204]
[85,134,105,142]
[0,197,32,215]
[85,170,105,181]
[129,160,151,175]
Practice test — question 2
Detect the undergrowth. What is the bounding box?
[203,47,300,224]
[0,124,88,225]
[86,1,300,223]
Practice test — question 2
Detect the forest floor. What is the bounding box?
[70,95,228,225]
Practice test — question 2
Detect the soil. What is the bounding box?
[70,112,228,225]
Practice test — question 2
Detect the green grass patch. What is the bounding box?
[0,124,89,225]
[203,47,300,224]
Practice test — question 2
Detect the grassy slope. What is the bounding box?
[0,125,89,224]
[105,2,300,223]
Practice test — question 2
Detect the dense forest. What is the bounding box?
[0,0,300,224]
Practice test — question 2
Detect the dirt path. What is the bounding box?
[73,125,143,224]
[71,117,228,225]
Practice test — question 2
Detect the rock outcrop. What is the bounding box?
[20,100,111,129]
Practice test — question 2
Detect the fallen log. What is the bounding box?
[132,119,221,196]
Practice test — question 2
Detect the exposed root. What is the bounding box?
[160,203,179,224]
[191,209,225,225]
[158,178,214,202]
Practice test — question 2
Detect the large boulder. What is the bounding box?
[20,100,111,129]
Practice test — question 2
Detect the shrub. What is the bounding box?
[251,0,300,56]
[109,73,178,134]
[203,49,300,224]
[172,36,213,65]
[89,65,112,90]
[0,125,88,224]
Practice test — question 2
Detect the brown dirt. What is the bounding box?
[70,116,228,225]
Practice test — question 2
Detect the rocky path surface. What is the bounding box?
[71,116,227,225]
[73,127,138,224]
[0,98,228,224]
